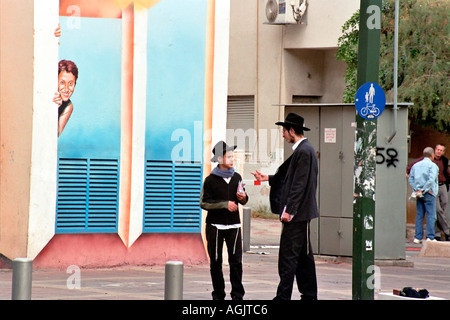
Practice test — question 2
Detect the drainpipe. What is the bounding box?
[386,0,399,143]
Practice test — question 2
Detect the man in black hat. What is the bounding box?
[200,141,248,300]
[251,113,319,300]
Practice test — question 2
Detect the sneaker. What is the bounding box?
[413,238,422,244]
[426,238,437,242]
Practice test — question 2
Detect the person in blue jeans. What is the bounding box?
[408,147,439,243]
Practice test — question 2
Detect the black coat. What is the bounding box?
[200,172,248,225]
[269,139,319,222]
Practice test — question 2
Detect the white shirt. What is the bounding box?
[292,137,307,151]
[212,177,241,230]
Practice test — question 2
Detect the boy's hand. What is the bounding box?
[236,192,246,202]
[228,201,238,212]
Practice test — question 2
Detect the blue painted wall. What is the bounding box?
[55,2,208,234]
[58,17,122,159]
[145,0,206,162]
[56,17,122,233]
[143,0,207,233]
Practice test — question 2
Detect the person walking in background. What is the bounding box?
[408,147,439,243]
[432,144,450,241]
[200,141,248,300]
[251,113,319,300]
[407,143,450,241]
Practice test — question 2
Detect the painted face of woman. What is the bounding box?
[58,71,76,102]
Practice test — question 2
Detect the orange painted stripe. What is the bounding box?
[201,0,215,254]
[203,0,215,176]
[118,4,134,247]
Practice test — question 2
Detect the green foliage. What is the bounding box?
[337,0,449,132]
[336,10,360,104]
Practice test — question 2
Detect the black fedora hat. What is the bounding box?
[211,141,237,162]
[275,113,310,131]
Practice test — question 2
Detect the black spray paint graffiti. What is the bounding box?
[376,147,399,168]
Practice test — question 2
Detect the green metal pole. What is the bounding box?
[352,0,382,300]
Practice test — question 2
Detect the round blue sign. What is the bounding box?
[355,82,386,120]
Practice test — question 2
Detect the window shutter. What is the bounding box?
[144,161,202,233]
[226,95,255,132]
[226,96,255,153]
[56,158,119,233]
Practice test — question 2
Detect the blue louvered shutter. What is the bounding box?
[173,164,203,230]
[144,161,173,230]
[56,158,119,233]
[144,161,202,233]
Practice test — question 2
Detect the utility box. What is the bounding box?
[283,103,410,260]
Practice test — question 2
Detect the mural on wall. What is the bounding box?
[143,0,207,233]
[55,0,124,234]
[0,0,222,266]
[53,58,78,137]
[53,0,207,236]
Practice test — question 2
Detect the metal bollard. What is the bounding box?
[243,207,251,252]
[164,261,183,300]
[12,258,33,300]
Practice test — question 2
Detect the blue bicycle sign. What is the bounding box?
[355,82,386,120]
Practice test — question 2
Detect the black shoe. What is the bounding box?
[212,293,226,300]
[300,295,317,300]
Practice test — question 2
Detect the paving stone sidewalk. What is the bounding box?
[0,218,449,300]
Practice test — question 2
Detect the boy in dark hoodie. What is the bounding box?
[200,141,248,300]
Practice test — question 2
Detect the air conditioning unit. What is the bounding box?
[264,0,307,25]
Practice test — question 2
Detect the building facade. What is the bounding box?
[227,1,412,260]
[0,0,233,268]
[227,0,359,205]
[4,0,414,268]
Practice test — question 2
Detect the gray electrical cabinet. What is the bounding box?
[283,103,410,260]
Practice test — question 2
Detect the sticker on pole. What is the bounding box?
[355,82,386,120]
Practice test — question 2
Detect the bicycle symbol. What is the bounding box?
[360,84,380,118]
[355,82,386,120]
[360,103,380,118]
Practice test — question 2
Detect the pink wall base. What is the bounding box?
[33,233,208,269]
[0,254,12,269]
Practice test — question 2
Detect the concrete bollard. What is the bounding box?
[12,258,33,300]
[164,261,183,300]
[243,207,251,252]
